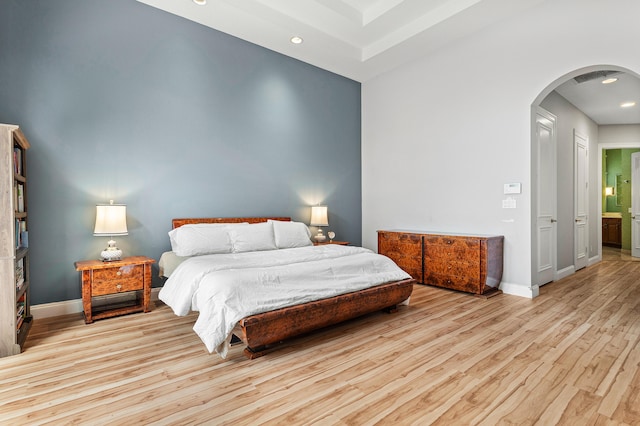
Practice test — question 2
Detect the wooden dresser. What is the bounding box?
[378,230,504,295]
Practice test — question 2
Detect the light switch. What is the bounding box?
[504,183,522,194]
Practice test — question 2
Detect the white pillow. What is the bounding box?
[168,223,247,256]
[229,222,277,253]
[269,220,312,248]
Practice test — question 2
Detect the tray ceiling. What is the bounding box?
[137,0,640,124]
[136,0,547,82]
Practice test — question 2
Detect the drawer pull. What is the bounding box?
[116,284,122,290]
[117,271,122,276]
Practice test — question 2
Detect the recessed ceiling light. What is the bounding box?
[602,77,618,84]
[193,0,206,5]
[621,101,636,108]
[290,36,303,45]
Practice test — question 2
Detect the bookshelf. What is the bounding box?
[0,124,32,357]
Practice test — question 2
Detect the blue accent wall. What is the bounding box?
[0,0,362,304]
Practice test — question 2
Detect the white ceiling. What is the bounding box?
[136,0,640,125]
[555,71,640,125]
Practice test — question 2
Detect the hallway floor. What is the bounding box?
[602,245,640,262]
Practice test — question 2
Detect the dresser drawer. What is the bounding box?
[378,231,423,282]
[91,264,143,296]
[425,259,480,276]
[424,235,480,246]
[424,236,481,263]
[424,272,481,293]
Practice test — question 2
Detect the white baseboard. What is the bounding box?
[510,258,603,299]
[500,281,538,299]
[588,254,601,266]
[31,288,161,319]
[556,265,575,281]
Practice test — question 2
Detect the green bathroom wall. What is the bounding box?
[603,148,640,250]
[604,149,622,213]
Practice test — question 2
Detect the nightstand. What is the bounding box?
[314,241,349,246]
[74,256,155,324]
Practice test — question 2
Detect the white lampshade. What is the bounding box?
[94,203,128,236]
[310,205,329,227]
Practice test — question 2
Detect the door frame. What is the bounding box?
[597,141,640,261]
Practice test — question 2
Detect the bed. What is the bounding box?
[158,217,415,359]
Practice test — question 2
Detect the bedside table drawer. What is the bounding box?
[91,279,142,296]
[91,265,143,296]
[92,264,142,282]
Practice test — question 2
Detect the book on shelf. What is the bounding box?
[17,303,25,317]
[13,182,18,210]
[13,147,22,175]
[14,219,26,249]
[15,258,24,289]
[17,183,24,213]
[16,316,24,332]
[15,219,20,249]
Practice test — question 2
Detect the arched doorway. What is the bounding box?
[531,65,640,290]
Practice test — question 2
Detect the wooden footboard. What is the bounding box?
[237,278,415,359]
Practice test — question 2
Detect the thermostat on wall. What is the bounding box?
[504,183,522,194]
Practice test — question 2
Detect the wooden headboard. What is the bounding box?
[172,217,291,229]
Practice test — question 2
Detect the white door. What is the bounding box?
[631,152,640,257]
[574,131,589,270]
[535,108,557,285]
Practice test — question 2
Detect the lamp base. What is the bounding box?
[101,239,122,261]
[314,229,327,242]
[101,249,122,262]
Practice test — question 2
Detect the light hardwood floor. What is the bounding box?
[1,249,639,425]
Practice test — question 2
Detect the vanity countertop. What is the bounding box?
[602,212,622,218]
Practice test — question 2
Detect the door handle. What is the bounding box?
[551,219,557,223]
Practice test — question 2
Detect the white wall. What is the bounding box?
[600,125,640,144]
[362,0,640,296]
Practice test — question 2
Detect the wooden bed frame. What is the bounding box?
[171,217,415,359]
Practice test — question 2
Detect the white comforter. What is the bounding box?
[159,245,411,357]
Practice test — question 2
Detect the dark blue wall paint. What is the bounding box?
[0,0,361,304]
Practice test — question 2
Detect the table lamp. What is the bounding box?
[310,205,329,242]
[93,200,128,261]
